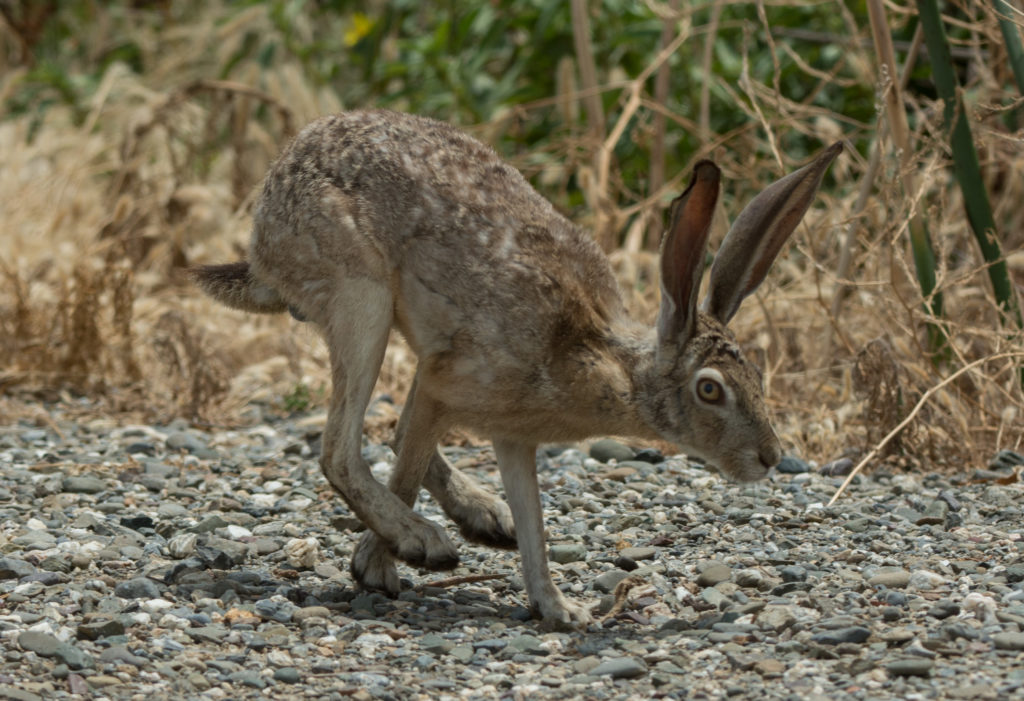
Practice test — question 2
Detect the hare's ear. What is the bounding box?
[704,142,843,324]
[656,160,721,347]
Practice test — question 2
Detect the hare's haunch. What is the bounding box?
[194,110,842,627]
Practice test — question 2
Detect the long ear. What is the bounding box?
[704,141,843,324]
[656,160,721,347]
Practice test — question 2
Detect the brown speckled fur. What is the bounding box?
[193,110,841,627]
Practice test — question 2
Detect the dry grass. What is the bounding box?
[0,2,1021,471]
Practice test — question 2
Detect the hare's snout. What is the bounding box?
[759,441,782,471]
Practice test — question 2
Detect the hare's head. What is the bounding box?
[641,144,842,482]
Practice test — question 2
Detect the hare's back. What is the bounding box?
[254,110,623,360]
[263,110,556,240]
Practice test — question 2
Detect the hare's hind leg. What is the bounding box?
[352,375,517,592]
[319,279,459,582]
[351,375,455,592]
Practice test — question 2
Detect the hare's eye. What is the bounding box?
[697,378,723,403]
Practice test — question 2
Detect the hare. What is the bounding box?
[193,110,841,627]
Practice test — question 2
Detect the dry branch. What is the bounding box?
[827,351,1024,506]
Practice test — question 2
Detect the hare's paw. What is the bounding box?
[534,590,594,631]
[452,491,517,549]
[391,515,460,571]
[351,531,401,595]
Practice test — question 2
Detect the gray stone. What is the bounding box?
[593,570,631,593]
[508,635,547,656]
[419,633,454,655]
[549,544,587,564]
[619,546,657,561]
[735,568,766,589]
[780,565,808,582]
[449,644,474,663]
[589,439,634,464]
[992,632,1024,651]
[229,670,267,689]
[775,456,810,474]
[696,562,731,587]
[0,557,37,580]
[843,517,872,533]
[77,617,125,640]
[868,567,910,588]
[273,668,301,684]
[18,631,93,670]
[166,431,208,454]
[0,686,43,701]
[114,577,162,599]
[885,658,933,677]
[590,657,647,679]
[62,476,107,494]
[811,626,871,645]
[11,531,56,550]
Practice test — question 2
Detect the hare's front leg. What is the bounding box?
[318,282,458,582]
[493,440,593,628]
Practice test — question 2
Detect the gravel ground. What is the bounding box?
[2,400,1024,700]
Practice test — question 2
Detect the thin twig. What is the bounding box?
[414,573,507,590]
[599,574,647,622]
[827,351,1024,506]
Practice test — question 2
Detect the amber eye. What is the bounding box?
[697,378,723,403]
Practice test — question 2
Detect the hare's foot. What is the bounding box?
[386,513,460,571]
[425,458,517,549]
[450,488,516,549]
[351,531,400,594]
[533,589,594,631]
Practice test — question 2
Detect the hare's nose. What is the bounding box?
[759,444,782,469]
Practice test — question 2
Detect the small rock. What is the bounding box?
[274,668,301,684]
[927,600,960,620]
[293,605,330,622]
[589,439,634,464]
[419,633,454,655]
[885,658,933,677]
[735,568,766,589]
[590,657,647,679]
[449,644,474,663]
[508,635,548,656]
[908,570,948,590]
[811,626,871,645]
[868,567,910,588]
[77,617,125,641]
[114,577,162,599]
[775,456,810,474]
[0,557,37,580]
[619,546,656,561]
[696,562,731,587]
[992,632,1024,651]
[593,570,631,593]
[779,565,808,582]
[989,449,1024,471]
[62,476,107,494]
[549,544,587,564]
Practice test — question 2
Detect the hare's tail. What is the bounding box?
[191,261,299,317]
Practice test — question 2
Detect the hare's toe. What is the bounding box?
[392,515,460,571]
[534,591,594,632]
[453,494,517,549]
[351,531,401,596]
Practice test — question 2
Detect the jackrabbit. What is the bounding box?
[193,110,841,626]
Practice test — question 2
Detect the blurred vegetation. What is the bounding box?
[1,0,1022,461]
